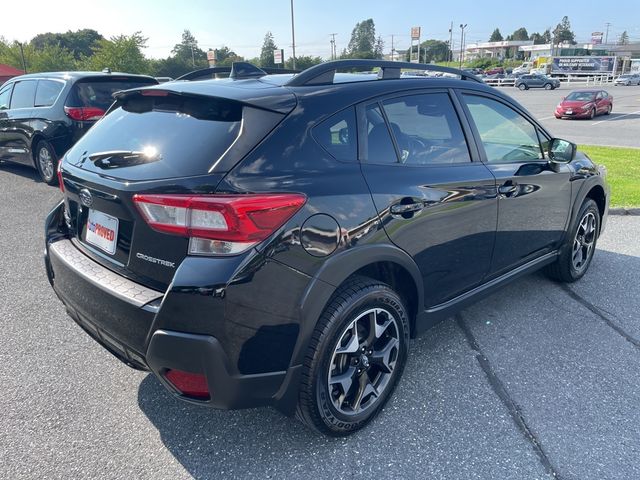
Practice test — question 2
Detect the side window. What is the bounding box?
[462,94,543,163]
[313,107,357,161]
[381,92,471,165]
[9,80,37,109]
[35,80,65,107]
[0,84,13,110]
[365,103,398,164]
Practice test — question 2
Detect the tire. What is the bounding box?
[589,108,596,120]
[34,140,58,185]
[605,104,612,115]
[546,199,600,283]
[296,276,410,436]
[518,84,527,91]
[544,83,552,90]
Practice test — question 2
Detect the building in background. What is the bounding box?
[0,64,24,85]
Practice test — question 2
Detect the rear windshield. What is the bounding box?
[66,77,158,111]
[65,93,243,181]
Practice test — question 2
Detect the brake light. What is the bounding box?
[165,369,210,399]
[140,89,169,97]
[133,193,306,255]
[57,161,64,193]
[64,106,105,121]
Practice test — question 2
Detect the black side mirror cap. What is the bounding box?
[548,138,576,163]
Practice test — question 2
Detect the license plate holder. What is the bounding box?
[85,209,119,255]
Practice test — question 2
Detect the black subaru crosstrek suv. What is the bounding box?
[45,60,609,435]
[0,70,157,184]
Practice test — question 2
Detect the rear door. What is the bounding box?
[0,79,37,164]
[458,91,571,277]
[359,90,497,307]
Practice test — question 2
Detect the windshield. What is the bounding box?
[565,92,596,102]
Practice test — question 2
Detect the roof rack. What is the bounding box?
[176,63,300,81]
[284,59,482,87]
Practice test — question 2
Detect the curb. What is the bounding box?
[609,208,640,216]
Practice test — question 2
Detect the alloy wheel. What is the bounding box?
[572,212,596,272]
[38,146,55,181]
[327,307,400,416]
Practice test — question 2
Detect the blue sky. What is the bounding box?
[3,0,640,59]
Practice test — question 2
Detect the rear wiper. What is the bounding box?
[88,150,160,169]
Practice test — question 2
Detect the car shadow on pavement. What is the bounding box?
[0,162,41,183]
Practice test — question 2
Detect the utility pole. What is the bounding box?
[391,34,395,61]
[18,42,27,73]
[459,24,467,68]
[330,33,337,60]
[448,21,454,66]
[190,43,195,68]
[290,0,297,69]
[604,22,611,44]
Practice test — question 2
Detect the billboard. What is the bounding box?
[273,49,284,65]
[591,32,603,45]
[631,59,640,74]
[551,56,616,74]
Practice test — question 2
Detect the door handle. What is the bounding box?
[390,201,424,215]
[498,182,518,196]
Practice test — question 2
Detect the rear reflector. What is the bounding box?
[165,369,210,399]
[64,106,106,121]
[133,193,306,255]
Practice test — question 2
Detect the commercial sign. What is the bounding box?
[273,49,284,64]
[631,59,640,74]
[551,56,616,73]
[411,27,421,40]
[591,32,603,45]
[206,50,216,61]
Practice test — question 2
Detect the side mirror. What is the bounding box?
[548,138,576,163]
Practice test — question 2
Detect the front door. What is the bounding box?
[458,91,571,277]
[359,90,497,308]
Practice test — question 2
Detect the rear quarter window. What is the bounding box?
[313,107,357,162]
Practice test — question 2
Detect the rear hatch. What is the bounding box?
[64,75,158,124]
[60,82,296,289]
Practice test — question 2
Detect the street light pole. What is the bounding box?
[290,0,297,69]
[459,24,467,68]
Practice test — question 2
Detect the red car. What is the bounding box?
[555,89,613,119]
[484,66,505,75]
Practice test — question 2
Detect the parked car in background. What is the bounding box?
[515,74,560,90]
[614,74,640,86]
[484,66,505,75]
[45,60,608,436]
[0,71,157,184]
[555,89,613,119]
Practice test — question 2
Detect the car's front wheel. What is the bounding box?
[296,276,410,436]
[546,199,600,282]
[34,140,58,185]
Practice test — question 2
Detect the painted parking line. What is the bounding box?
[592,110,640,126]
[538,115,557,120]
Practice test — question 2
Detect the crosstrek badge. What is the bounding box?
[85,209,119,255]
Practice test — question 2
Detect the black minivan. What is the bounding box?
[0,71,157,184]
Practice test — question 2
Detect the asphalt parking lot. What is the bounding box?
[2,162,640,480]
[503,83,640,148]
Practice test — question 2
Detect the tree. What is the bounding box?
[285,55,322,70]
[530,29,552,44]
[214,46,243,66]
[489,29,503,42]
[80,32,151,74]
[553,16,576,44]
[31,29,103,60]
[618,31,629,45]
[404,39,449,63]
[508,28,529,41]
[171,30,207,69]
[343,19,381,59]
[259,32,278,67]
[30,44,76,72]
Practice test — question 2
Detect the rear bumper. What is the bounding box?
[45,201,304,411]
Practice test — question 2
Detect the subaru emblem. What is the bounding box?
[79,188,93,207]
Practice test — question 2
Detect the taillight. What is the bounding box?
[164,369,210,399]
[64,106,105,121]
[133,193,306,255]
[57,161,64,193]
